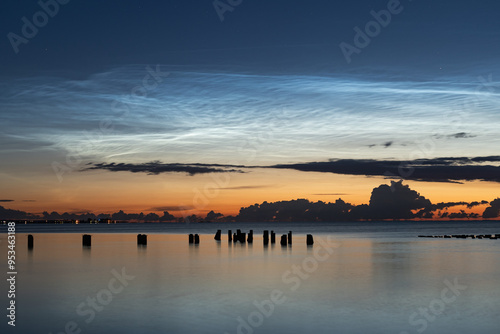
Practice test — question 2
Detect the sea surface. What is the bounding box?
[1,221,500,334]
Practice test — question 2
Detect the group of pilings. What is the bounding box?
[214,229,314,246]
[218,229,253,243]
[26,231,315,249]
[418,234,500,240]
[189,234,200,244]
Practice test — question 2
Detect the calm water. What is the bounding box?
[1,222,500,334]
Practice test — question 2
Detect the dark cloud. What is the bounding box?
[84,161,246,176]
[0,199,14,202]
[430,201,488,211]
[365,180,432,220]
[237,198,353,222]
[269,156,500,183]
[433,133,476,140]
[23,200,36,202]
[149,206,195,212]
[0,206,37,219]
[415,200,490,218]
[449,132,476,139]
[312,193,349,196]
[83,156,500,184]
[483,198,500,218]
[367,141,395,148]
[219,185,271,190]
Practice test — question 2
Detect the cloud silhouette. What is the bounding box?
[366,180,432,219]
[270,156,500,183]
[84,161,245,175]
[0,199,14,202]
[483,198,500,218]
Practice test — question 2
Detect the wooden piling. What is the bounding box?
[194,234,200,244]
[228,230,232,241]
[271,231,276,244]
[82,234,91,247]
[189,234,194,244]
[263,230,269,245]
[280,234,287,246]
[288,231,292,245]
[306,234,314,245]
[214,230,221,241]
[137,234,147,245]
[28,234,34,249]
[247,230,253,243]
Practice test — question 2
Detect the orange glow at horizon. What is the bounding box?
[1,168,498,219]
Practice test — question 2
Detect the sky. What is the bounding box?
[0,0,499,218]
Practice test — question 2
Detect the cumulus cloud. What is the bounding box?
[483,198,500,218]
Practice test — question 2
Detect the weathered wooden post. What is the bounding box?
[228,230,232,241]
[194,234,200,244]
[82,234,91,247]
[137,234,147,245]
[306,234,314,245]
[189,234,194,244]
[214,230,221,241]
[247,230,253,243]
[271,231,276,244]
[263,230,269,245]
[288,231,292,245]
[233,233,238,243]
[280,234,287,246]
[240,232,246,243]
[28,234,34,249]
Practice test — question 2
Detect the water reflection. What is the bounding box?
[0,233,499,334]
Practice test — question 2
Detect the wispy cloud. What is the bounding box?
[84,161,245,175]
[312,193,349,196]
[218,185,271,190]
[149,206,195,212]
[1,66,499,174]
